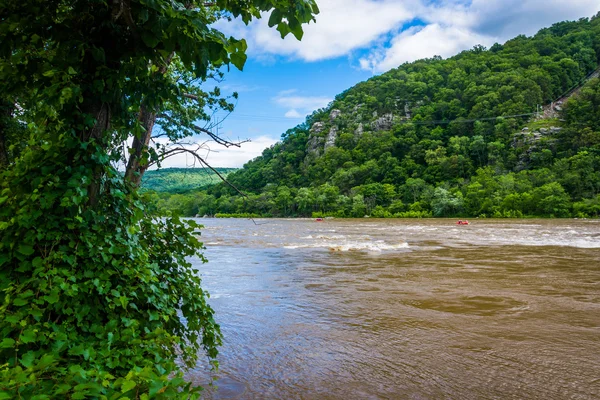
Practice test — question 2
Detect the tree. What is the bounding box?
[0,0,318,397]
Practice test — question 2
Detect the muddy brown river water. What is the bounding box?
[187,219,600,399]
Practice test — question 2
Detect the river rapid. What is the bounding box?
[187,218,600,399]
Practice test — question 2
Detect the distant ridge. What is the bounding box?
[141,167,237,193]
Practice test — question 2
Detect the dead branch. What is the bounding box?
[192,124,250,148]
[156,113,249,148]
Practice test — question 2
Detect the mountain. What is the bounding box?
[202,14,600,218]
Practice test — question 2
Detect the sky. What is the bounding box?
[161,0,599,169]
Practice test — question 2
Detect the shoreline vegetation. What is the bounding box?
[206,213,596,219]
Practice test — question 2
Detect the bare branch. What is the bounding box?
[192,124,250,148]
[183,93,200,101]
[156,112,249,148]
[150,145,246,197]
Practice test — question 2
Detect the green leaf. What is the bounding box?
[13,297,29,306]
[0,338,15,348]
[20,329,37,344]
[121,379,137,393]
[288,17,303,41]
[17,244,35,255]
[230,52,247,71]
[140,31,160,48]
[21,351,36,368]
[268,9,282,27]
[276,23,291,38]
[43,292,59,304]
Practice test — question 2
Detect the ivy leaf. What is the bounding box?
[121,379,137,393]
[43,292,59,304]
[20,351,36,368]
[141,31,160,48]
[20,329,37,344]
[18,244,35,255]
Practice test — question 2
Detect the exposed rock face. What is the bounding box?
[324,126,338,151]
[354,123,364,138]
[310,121,325,134]
[512,126,561,170]
[404,103,412,119]
[371,113,394,131]
[306,122,326,158]
[330,109,342,121]
[513,126,562,147]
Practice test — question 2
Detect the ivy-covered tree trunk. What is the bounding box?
[0,99,15,167]
[124,105,157,187]
[0,0,318,398]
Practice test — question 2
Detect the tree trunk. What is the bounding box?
[83,102,111,207]
[124,53,174,187]
[0,99,14,167]
[124,105,156,187]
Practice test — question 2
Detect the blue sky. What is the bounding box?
[161,0,599,169]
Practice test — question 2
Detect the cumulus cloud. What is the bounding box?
[284,109,302,118]
[360,24,494,72]
[272,90,332,117]
[154,135,279,169]
[217,0,417,61]
[216,0,599,73]
[360,0,599,72]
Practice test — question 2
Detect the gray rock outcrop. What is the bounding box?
[330,109,342,121]
[371,113,394,131]
[324,126,338,151]
[354,123,364,138]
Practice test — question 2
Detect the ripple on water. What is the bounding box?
[410,295,529,317]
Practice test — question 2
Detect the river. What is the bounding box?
[186,218,600,399]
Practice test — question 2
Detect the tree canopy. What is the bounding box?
[0,0,318,398]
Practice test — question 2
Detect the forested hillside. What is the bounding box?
[141,167,237,192]
[197,15,600,218]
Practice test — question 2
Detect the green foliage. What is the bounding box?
[0,0,318,397]
[0,139,221,398]
[141,168,237,193]
[215,213,261,218]
[196,15,600,219]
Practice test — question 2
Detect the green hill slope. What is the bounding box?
[200,14,600,218]
[141,167,237,193]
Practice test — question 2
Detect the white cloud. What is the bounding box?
[272,90,332,118]
[216,0,599,73]
[273,92,332,111]
[360,24,494,73]
[284,109,302,118]
[361,0,599,72]
[155,135,278,168]
[217,0,417,61]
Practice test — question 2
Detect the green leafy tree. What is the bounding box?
[0,0,318,397]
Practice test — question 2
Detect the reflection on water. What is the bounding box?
[187,219,600,399]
